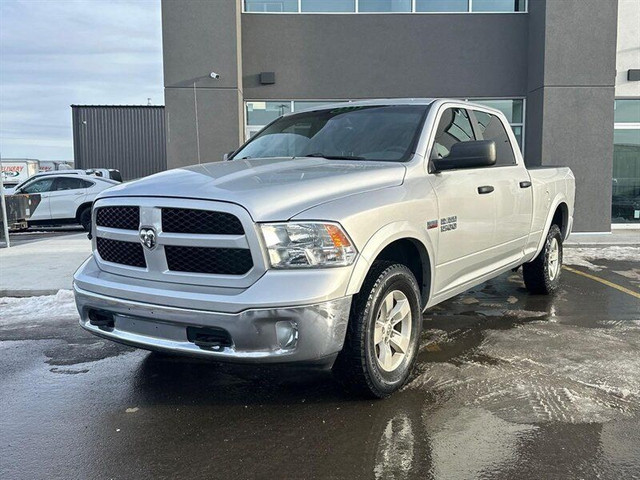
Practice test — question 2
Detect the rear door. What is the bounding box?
[470,108,533,265]
[49,177,92,219]
[428,107,498,295]
[19,177,56,221]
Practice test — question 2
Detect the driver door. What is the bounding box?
[429,107,498,296]
[19,177,56,221]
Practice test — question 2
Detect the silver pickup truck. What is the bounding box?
[74,99,575,398]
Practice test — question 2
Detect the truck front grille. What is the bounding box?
[95,206,140,231]
[93,198,265,288]
[96,237,146,268]
[165,246,253,275]
[162,208,244,235]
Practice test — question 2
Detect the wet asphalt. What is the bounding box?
[1,256,639,479]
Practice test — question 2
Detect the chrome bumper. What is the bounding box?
[74,284,352,364]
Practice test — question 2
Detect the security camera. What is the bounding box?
[210,72,221,79]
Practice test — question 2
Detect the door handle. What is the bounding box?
[519,181,532,188]
[477,185,494,194]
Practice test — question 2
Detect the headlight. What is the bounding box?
[260,222,357,269]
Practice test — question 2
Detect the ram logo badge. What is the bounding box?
[139,227,157,250]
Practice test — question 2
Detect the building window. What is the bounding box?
[359,0,412,12]
[301,0,355,12]
[245,0,298,12]
[245,101,346,138]
[613,99,640,224]
[415,0,467,12]
[244,0,527,13]
[471,0,526,12]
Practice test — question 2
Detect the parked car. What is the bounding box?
[13,174,119,231]
[4,169,122,195]
[74,99,575,397]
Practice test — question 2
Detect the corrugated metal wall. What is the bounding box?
[72,106,166,181]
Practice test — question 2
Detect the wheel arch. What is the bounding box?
[532,195,571,260]
[347,224,434,309]
[75,202,93,221]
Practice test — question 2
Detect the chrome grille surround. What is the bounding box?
[92,197,267,288]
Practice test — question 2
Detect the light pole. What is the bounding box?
[0,153,10,248]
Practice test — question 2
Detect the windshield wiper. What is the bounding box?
[304,153,366,160]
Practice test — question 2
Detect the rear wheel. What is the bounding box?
[79,207,92,232]
[333,261,422,398]
[523,224,563,294]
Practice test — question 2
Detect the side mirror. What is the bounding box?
[223,150,235,161]
[432,140,496,171]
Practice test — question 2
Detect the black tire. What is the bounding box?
[79,207,92,232]
[333,261,422,399]
[523,224,563,295]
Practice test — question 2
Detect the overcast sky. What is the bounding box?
[0,0,163,161]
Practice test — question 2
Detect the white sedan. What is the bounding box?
[13,174,119,231]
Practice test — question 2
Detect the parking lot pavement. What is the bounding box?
[0,231,91,297]
[1,256,639,479]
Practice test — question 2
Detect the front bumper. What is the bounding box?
[75,284,352,365]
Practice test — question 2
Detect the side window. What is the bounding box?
[21,178,56,194]
[53,177,90,191]
[430,108,475,160]
[474,111,516,166]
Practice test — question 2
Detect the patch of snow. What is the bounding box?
[564,246,640,271]
[0,290,78,326]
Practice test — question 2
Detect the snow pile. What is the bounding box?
[564,246,640,271]
[0,290,78,325]
[408,320,640,424]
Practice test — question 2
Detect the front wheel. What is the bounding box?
[333,261,422,398]
[523,224,563,294]
[79,207,92,232]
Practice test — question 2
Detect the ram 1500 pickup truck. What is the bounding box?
[74,99,575,398]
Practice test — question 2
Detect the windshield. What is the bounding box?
[232,104,430,162]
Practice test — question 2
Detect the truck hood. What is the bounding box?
[99,157,406,221]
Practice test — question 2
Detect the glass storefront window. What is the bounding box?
[359,0,412,12]
[612,128,640,223]
[246,101,292,126]
[614,99,640,123]
[245,0,527,12]
[245,0,298,12]
[415,0,468,12]
[301,0,355,12]
[471,0,526,12]
[294,100,345,111]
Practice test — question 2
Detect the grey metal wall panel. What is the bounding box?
[241,13,529,99]
[162,0,244,169]
[525,0,618,232]
[72,106,167,181]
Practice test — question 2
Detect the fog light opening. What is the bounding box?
[276,321,298,350]
[88,309,115,331]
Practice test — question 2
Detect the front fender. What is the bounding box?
[345,221,435,304]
